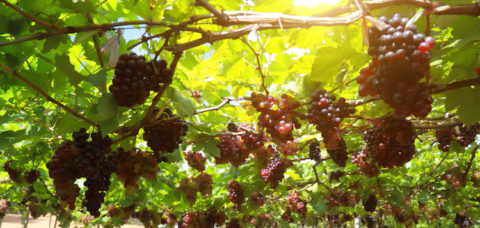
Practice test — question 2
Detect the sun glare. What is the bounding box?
[293,0,340,7]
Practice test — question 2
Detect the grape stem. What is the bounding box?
[0,62,100,129]
[194,97,236,114]
[241,37,269,97]
[463,145,479,180]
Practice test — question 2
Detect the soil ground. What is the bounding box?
[0,214,143,228]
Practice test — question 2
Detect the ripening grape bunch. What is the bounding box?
[288,191,307,215]
[195,172,213,197]
[359,14,435,118]
[363,194,377,212]
[143,108,189,155]
[115,148,159,194]
[227,180,245,209]
[184,150,207,172]
[327,137,348,167]
[3,160,23,183]
[363,115,416,168]
[435,123,479,151]
[260,157,292,188]
[307,90,355,148]
[0,199,10,219]
[109,52,172,107]
[250,93,301,143]
[46,128,118,217]
[181,209,227,228]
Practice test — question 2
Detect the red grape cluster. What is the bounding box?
[326,190,358,208]
[184,150,206,172]
[308,141,321,161]
[307,90,355,148]
[351,150,379,177]
[228,180,245,209]
[435,128,455,152]
[3,160,23,183]
[143,108,189,154]
[455,214,473,227]
[216,133,250,167]
[216,124,266,167]
[46,128,117,217]
[109,52,172,107]
[363,115,416,168]
[0,199,10,219]
[260,158,292,188]
[195,173,213,198]
[179,173,213,205]
[359,14,435,117]
[24,169,40,184]
[225,219,242,228]
[329,171,345,182]
[248,191,265,207]
[115,148,159,194]
[288,191,307,215]
[181,210,227,228]
[457,124,480,147]
[237,124,265,150]
[435,124,479,151]
[327,137,348,167]
[251,93,301,154]
[363,194,377,212]
[80,215,93,226]
[179,177,199,205]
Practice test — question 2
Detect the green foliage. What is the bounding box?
[0,0,479,227]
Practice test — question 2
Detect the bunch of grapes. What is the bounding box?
[329,171,345,182]
[143,108,189,155]
[307,90,355,148]
[0,199,10,219]
[288,191,307,215]
[181,209,227,228]
[109,53,172,107]
[351,150,379,177]
[137,208,163,228]
[184,150,206,172]
[237,124,265,150]
[80,215,94,226]
[359,14,435,117]
[308,141,321,161]
[455,214,473,227]
[327,137,348,167]
[226,219,242,228]
[251,93,301,154]
[216,134,250,167]
[115,148,159,194]
[3,160,23,183]
[457,124,480,147]
[228,180,245,209]
[46,128,117,216]
[435,128,455,152]
[195,173,213,197]
[362,115,416,168]
[24,169,40,184]
[217,123,266,167]
[179,177,199,205]
[363,194,377,212]
[260,158,293,188]
[46,141,79,210]
[248,191,265,207]
[326,190,358,208]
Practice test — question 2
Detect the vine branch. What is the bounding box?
[241,37,269,96]
[463,145,479,180]
[0,62,99,128]
[0,0,65,32]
